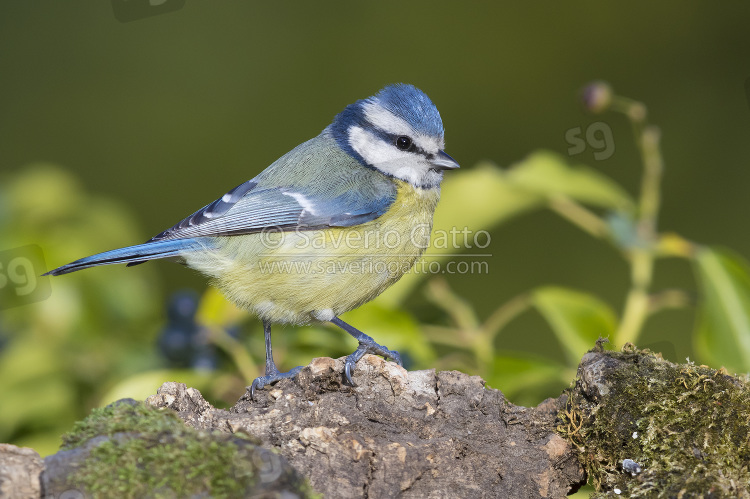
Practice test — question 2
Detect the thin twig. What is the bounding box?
[548,195,611,240]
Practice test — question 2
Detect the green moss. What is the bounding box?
[59,399,313,498]
[559,346,750,498]
[60,399,186,451]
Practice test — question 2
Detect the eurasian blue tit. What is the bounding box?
[45,83,459,396]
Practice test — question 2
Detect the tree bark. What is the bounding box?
[0,444,43,498]
[2,354,588,498]
[146,355,585,498]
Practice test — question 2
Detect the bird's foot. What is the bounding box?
[249,365,303,400]
[344,340,402,386]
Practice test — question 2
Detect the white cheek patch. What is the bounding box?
[362,102,443,153]
[348,126,408,166]
[348,126,441,187]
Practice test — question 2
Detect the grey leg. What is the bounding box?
[249,320,302,399]
[330,316,403,385]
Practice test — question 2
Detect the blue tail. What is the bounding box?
[44,238,208,276]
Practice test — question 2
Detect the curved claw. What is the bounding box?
[344,361,356,386]
[249,366,303,400]
[343,343,403,386]
[250,378,262,400]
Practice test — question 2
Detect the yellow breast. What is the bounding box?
[185,180,441,324]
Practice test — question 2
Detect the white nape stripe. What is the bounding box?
[362,102,415,138]
[282,191,319,216]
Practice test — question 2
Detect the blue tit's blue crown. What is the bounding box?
[329,84,444,167]
[373,84,444,137]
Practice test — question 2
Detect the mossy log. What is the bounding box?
[560,344,750,498]
[1,347,748,498]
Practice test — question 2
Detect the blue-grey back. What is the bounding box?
[148,131,397,241]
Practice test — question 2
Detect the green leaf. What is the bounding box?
[431,161,544,242]
[693,247,750,373]
[531,286,617,365]
[487,354,571,406]
[506,151,634,210]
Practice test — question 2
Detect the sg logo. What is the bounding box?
[565,121,615,161]
[0,245,51,310]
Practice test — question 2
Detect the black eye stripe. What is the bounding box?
[392,134,427,155]
[383,132,424,154]
[360,121,429,156]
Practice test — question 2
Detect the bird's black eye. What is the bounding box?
[396,136,412,151]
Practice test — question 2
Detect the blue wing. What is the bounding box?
[148,133,398,242]
[148,180,396,242]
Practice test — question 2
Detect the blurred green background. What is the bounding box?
[2,1,750,465]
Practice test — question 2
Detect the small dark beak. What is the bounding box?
[429,150,460,171]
